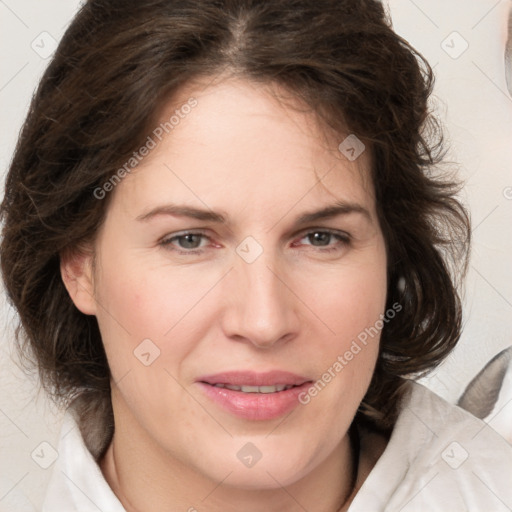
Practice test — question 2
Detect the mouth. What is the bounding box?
[197,371,313,420]
[207,383,300,393]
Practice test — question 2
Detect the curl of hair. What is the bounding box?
[0,0,470,456]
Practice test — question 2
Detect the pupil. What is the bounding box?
[180,234,201,249]
[309,232,330,246]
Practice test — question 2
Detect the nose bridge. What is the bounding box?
[224,242,296,347]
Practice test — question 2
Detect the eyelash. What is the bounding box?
[159,229,351,255]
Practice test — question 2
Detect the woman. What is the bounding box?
[1,0,511,510]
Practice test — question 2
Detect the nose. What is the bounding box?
[221,247,299,349]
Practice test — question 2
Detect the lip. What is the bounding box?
[198,370,310,387]
[197,371,313,421]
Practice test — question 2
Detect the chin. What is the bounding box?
[224,459,309,491]
[194,436,317,491]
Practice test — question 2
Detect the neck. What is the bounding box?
[99,398,363,512]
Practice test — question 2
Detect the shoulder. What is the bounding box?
[350,381,512,511]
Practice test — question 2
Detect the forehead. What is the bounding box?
[111,77,375,222]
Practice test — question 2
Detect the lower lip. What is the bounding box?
[197,382,312,421]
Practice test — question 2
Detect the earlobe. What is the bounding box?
[60,248,97,316]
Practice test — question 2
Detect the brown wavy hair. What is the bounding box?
[0,0,470,458]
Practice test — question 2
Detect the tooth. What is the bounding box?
[259,385,278,393]
[240,385,260,393]
[219,384,295,393]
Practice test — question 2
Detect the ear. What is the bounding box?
[60,247,97,315]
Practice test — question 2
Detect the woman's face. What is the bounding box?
[71,77,387,489]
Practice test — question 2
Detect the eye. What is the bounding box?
[294,229,350,252]
[159,229,350,256]
[159,231,211,253]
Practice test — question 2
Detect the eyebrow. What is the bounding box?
[135,200,372,228]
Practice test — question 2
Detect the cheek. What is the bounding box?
[94,255,204,337]
[92,254,226,386]
[294,253,387,400]
[299,257,387,345]
[92,258,167,379]
[92,261,198,422]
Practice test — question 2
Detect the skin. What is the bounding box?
[61,76,388,512]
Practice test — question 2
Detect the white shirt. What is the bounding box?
[42,382,512,511]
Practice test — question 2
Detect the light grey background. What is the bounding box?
[1,0,511,510]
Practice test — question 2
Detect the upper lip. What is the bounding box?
[198,370,311,387]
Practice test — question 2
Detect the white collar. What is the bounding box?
[42,412,125,511]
